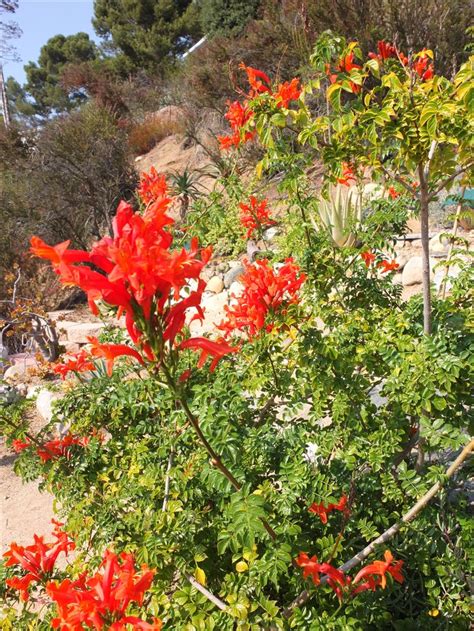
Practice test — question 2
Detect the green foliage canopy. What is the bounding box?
[21,32,99,116]
[199,0,261,38]
[93,0,202,74]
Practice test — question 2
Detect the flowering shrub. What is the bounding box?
[1,34,473,630]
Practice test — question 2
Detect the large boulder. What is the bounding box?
[189,291,229,336]
[36,389,63,424]
[402,256,435,286]
[64,322,105,344]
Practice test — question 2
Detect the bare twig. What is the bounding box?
[161,450,174,512]
[438,186,466,299]
[185,574,228,611]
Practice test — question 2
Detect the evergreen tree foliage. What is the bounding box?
[200,0,261,38]
[22,32,98,116]
[93,0,202,73]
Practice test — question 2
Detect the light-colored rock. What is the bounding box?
[26,385,42,400]
[206,276,224,294]
[36,389,62,423]
[62,342,82,354]
[46,310,75,323]
[393,273,403,285]
[3,364,28,383]
[410,239,423,248]
[433,263,462,293]
[429,233,449,254]
[394,251,411,271]
[263,226,279,241]
[189,291,229,335]
[402,256,435,286]
[229,281,244,298]
[66,322,105,344]
[224,265,245,288]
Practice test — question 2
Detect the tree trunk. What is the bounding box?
[419,187,432,335]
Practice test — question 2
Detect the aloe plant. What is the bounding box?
[312,184,363,248]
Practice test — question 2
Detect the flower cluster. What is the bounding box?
[3,521,75,601]
[218,64,301,150]
[296,549,404,602]
[308,494,348,524]
[31,171,236,376]
[218,258,306,339]
[12,433,89,462]
[137,166,168,206]
[326,52,361,93]
[239,195,275,239]
[54,349,95,379]
[47,550,161,630]
[326,41,433,98]
[413,50,434,81]
[337,163,356,187]
[361,251,399,274]
[369,41,408,65]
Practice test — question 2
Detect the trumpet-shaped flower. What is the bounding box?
[179,337,239,372]
[308,494,348,524]
[219,258,305,339]
[3,522,75,601]
[47,550,159,630]
[239,196,275,239]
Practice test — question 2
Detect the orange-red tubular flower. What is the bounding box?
[31,173,215,368]
[413,51,434,81]
[3,522,75,601]
[53,349,95,379]
[308,494,348,524]
[361,251,376,268]
[87,337,145,376]
[219,258,306,340]
[47,550,159,630]
[274,78,301,108]
[137,166,168,205]
[352,550,404,592]
[179,337,239,372]
[337,163,356,186]
[30,237,91,267]
[239,63,272,96]
[378,259,399,274]
[37,433,89,463]
[239,196,275,239]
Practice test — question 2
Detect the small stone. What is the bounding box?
[224,265,245,288]
[27,385,42,399]
[62,342,81,354]
[393,273,403,285]
[206,276,224,294]
[189,291,229,335]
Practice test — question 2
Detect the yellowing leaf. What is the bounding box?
[194,566,206,586]
[236,561,249,573]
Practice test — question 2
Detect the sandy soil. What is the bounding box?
[0,409,55,553]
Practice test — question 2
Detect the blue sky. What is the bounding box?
[4,0,98,84]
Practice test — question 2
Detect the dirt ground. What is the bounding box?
[0,409,55,553]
